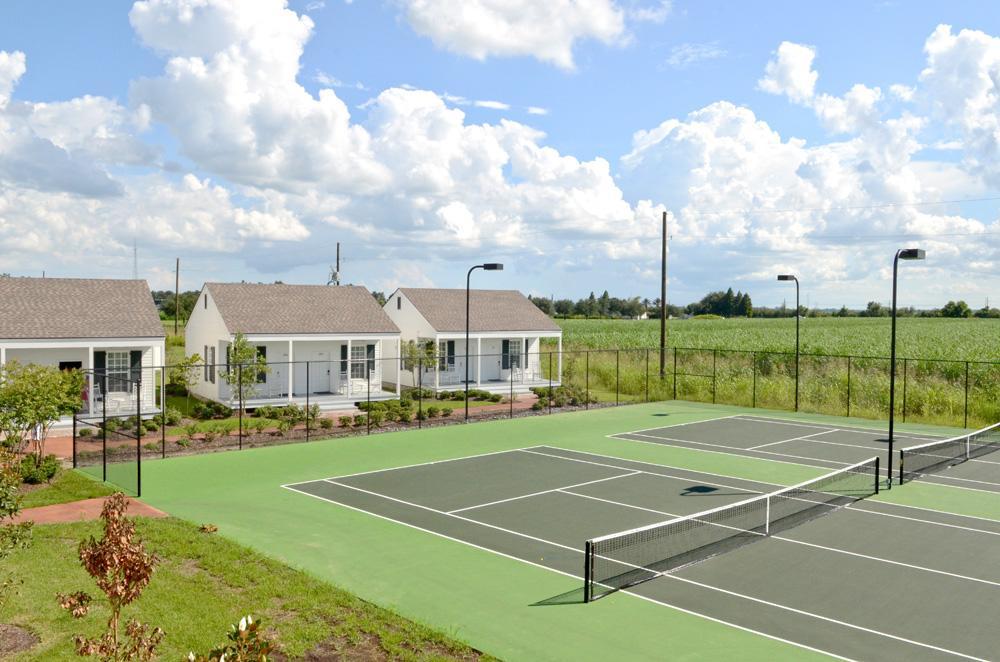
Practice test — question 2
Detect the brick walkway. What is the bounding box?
[12,497,167,525]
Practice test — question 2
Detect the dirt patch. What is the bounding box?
[11,496,167,525]
[0,623,40,658]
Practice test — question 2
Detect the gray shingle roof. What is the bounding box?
[206,283,399,335]
[398,288,561,333]
[0,277,165,340]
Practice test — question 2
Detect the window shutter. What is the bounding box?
[340,344,348,374]
[204,346,209,381]
[129,350,142,385]
[367,344,375,375]
[94,351,106,395]
[502,340,510,369]
[209,347,216,384]
[447,340,455,366]
[257,346,267,383]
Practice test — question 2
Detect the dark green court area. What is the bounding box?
[613,414,1000,493]
[286,444,1000,661]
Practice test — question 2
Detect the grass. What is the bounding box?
[1,517,490,660]
[130,401,1000,661]
[19,470,116,509]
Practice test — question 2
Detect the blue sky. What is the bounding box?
[0,0,998,309]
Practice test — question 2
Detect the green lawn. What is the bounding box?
[19,470,116,509]
[1,517,490,660]
[127,400,1000,660]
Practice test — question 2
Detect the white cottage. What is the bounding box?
[185,283,402,409]
[383,288,563,393]
[0,277,166,418]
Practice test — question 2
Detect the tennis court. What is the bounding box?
[612,414,1000,493]
[285,443,1000,661]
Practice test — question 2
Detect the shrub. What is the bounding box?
[397,409,412,424]
[426,406,440,418]
[489,393,503,403]
[450,392,465,401]
[253,405,275,419]
[189,615,273,662]
[553,396,567,408]
[415,409,427,421]
[276,420,293,436]
[143,442,159,452]
[211,402,231,418]
[252,419,268,434]
[353,414,367,428]
[163,406,183,426]
[440,407,453,417]
[399,398,413,409]
[176,438,191,448]
[338,415,354,428]
[531,401,544,411]
[143,420,159,433]
[77,428,92,438]
[436,391,451,400]
[319,417,334,430]
[19,454,60,484]
[183,423,199,439]
[368,410,385,427]
[202,431,218,444]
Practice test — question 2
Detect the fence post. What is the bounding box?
[136,376,142,498]
[237,364,243,451]
[615,350,620,406]
[367,367,372,435]
[645,349,649,403]
[672,348,678,400]
[305,360,310,442]
[847,355,852,418]
[902,358,907,423]
[585,351,590,409]
[964,361,970,428]
[712,349,717,404]
[752,351,757,409]
[510,351,514,419]
[102,374,107,484]
[161,366,166,460]
[548,352,553,414]
[72,413,77,469]
[418,357,423,429]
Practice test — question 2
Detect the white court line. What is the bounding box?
[445,471,641,514]
[734,415,946,442]
[620,431,855,468]
[903,473,1000,495]
[847,502,1000,532]
[522,448,767,494]
[614,414,742,437]
[909,470,1000,489]
[282,446,537,487]
[285,481,979,660]
[747,429,837,450]
[280,483,858,662]
[665,575,985,662]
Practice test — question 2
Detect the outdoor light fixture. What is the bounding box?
[777,274,800,411]
[888,248,926,486]
[466,263,504,420]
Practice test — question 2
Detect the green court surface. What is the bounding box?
[133,402,1000,660]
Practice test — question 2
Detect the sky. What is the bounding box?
[0,0,999,309]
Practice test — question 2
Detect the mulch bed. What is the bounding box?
[0,623,40,658]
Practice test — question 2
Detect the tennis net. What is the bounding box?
[898,422,1000,484]
[583,456,880,602]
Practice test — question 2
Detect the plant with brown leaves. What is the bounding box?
[57,492,164,660]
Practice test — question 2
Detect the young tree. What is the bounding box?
[1,444,32,607]
[0,361,84,459]
[401,340,436,388]
[58,493,164,661]
[221,334,268,414]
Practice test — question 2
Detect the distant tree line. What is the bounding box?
[151,290,200,321]
[530,290,1000,320]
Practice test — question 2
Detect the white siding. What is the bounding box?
[184,286,231,401]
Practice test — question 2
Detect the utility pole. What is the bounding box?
[328,242,341,285]
[659,211,668,377]
[174,258,180,335]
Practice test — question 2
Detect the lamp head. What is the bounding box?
[777,274,796,281]
[898,248,925,261]
[482,263,504,271]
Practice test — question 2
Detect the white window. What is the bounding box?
[106,351,129,393]
[351,345,366,379]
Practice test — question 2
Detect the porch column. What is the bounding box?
[475,338,482,386]
[434,338,440,390]
[346,339,352,397]
[0,346,4,366]
[87,345,95,416]
[557,336,562,384]
[287,340,294,402]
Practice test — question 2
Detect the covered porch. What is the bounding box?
[402,333,562,392]
[217,335,401,408]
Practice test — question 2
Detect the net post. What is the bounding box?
[583,540,593,603]
[898,450,904,486]
[764,495,771,535]
[875,455,880,494]
[72,413,78,469]
[967,435,971,461]
[752,351,757,409]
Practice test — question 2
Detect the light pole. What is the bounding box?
[777,274,800,411]
[466,263,503,420]
[889,248,925,486]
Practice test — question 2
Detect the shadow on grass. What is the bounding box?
[532,585,586,606]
